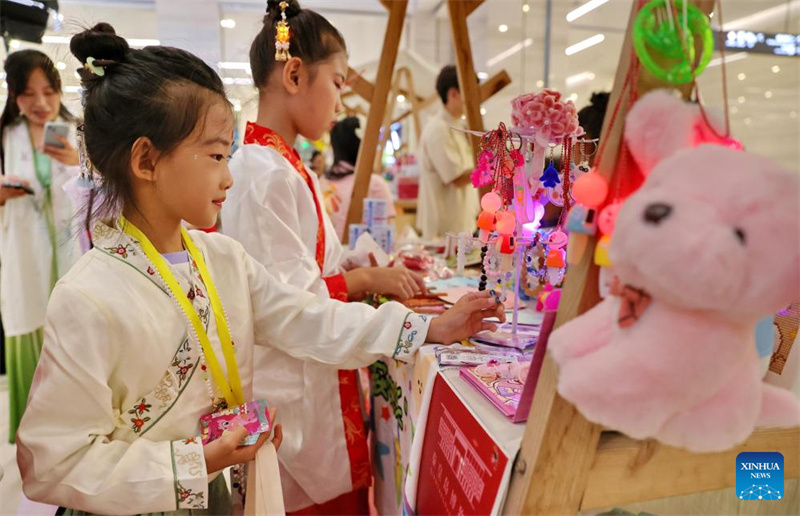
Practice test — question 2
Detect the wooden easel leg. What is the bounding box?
[344,0,409,243]
[446,0,485,163]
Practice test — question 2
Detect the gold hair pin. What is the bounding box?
[275,1,291,61]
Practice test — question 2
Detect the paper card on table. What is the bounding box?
[470,322,540,350]
[434,343,522,367]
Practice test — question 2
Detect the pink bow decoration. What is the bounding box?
[609,276,652,328]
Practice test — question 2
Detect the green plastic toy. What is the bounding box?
[633,0,713,84]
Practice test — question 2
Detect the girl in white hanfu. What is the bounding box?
[16,23,503,516]
[0,50,82,443]
[223,3,433,513]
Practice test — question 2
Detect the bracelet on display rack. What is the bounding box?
[478,244,489,291]
[483,244,512,304]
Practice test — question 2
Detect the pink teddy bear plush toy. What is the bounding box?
[549,90,800,452]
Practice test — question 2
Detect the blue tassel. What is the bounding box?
[540,162,561,188]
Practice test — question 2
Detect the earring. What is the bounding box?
[76,125,96,189]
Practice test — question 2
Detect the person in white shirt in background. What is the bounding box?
[417,65,479,240]
[0,50,82,444]
[319,116,396,241]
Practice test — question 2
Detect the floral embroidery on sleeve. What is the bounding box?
[127,399,151,433]
[123,337,199,436]
[171,438,208,510]
[171,339,194,387]
[393,313,431,361]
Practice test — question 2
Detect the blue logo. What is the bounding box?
[736,452,784,500]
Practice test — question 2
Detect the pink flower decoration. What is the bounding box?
[511,89,585,145]
[471,151,495,188]
[510,149,524,167]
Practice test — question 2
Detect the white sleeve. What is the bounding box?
[321,207,346,274]
[427,123,468,185]
[243,246,431,368]
[17,283,209,514]
[245,174,328,293]
[309,172,347,273]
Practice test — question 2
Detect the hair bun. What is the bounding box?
[70,22,130,65]
[590,92,610,113]
[266,0,302,18]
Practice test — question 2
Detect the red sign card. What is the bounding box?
[416,375,509,515]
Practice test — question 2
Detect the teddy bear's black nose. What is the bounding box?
[644,203,672,224]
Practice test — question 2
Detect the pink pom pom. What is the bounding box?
[481,192,503,212]
[572,170,609,208]
[496,211,517,235]
[598,201,623,236]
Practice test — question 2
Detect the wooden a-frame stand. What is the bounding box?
[502,2,799,514]
[342,0,510,243]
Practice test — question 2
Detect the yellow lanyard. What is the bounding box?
[119,216,244,408]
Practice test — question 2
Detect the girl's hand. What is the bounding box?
[426,291,505,344]
[0,176,32,205]
[204,408,283,474]
[369,266,426,301]
[42,136,79,166]
[344,265,426,301]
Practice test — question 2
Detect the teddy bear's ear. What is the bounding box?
[624,89,700,176]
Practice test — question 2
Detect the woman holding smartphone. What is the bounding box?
[0,49,82,442]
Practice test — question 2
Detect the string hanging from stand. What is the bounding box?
[479,122,517,206]
[562,135,573,218]
[665,0,731,139]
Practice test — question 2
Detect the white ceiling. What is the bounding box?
[3,0,799,169]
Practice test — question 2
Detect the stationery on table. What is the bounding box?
[460,312,558,422]
[459,361,529,419]
[434,343,523,367]
[470,322,540,350]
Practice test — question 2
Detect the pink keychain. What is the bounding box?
[199,399,272,446]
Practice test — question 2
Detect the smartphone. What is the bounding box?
[2,182,35,195]
[44,122,70,149]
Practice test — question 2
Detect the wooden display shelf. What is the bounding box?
[581,428,800,510]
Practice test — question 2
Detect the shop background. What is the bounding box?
[1,0,797,170]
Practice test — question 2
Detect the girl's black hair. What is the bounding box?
[577,92,610,140]
[69,22,229,229]
[324,116,361,179]
[250,0,347,88]
[330,116,360,165]
[0,49,76,175]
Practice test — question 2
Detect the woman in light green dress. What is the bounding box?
[0,50,81,443]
